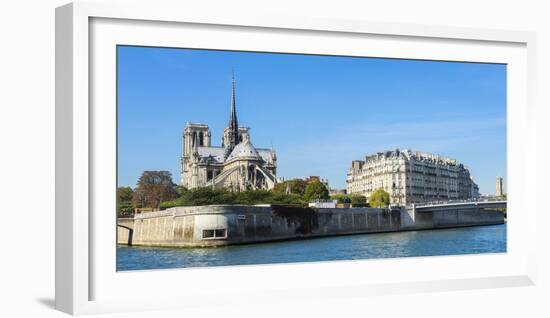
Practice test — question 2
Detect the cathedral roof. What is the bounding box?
[197,146,225,163]
[257,148,276,165]
[196,145,275,165]
[226,139,263,162]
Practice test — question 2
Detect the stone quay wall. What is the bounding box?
[117,205,504,247]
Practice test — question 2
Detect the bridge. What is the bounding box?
[117,218,134,245]
[410,200,507,213]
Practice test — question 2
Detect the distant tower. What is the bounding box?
[496,176,504,197]
[223,73,240,159]
[180,123,211,187]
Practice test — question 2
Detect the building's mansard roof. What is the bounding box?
[364,149,459,167]
[348,149,475,178]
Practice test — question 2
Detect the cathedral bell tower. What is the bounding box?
[181,123,211,187]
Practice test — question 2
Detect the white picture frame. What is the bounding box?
[55,1,537,315]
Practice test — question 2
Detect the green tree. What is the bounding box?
[160,187,304,209]
[175,185,188,196]
[273,178,308,196]
[269,192,303,205]
[117,186,134,217]
[117,186,133,202]
[132,171,178,208]
[331,194,351,204]
[303,180,329,202]
[350,194,367,207]
[368,188,390,208]
[330,194,368,207]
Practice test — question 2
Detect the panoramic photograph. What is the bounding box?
[116,45,507,271]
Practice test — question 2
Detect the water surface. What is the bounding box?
[117,224,506,271]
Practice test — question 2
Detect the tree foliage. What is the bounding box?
[350,194,367,206]
[117,186,133,202]
[132,171,177,208]
[272,178,308,196]
[160,188,303,209]
[331,194,351,204]
[117,186,134,217]
[303,180,330,202]
[368,188,390,208]
[330,194,367,207]
[175,185,188,196]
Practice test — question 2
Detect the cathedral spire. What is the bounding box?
[224,71,240,159]
[228,70,238,132]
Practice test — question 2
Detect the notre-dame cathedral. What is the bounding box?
[180,77,277,191]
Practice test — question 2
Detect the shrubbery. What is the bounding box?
[369,188,390,208]
[117,186,135,217]
[330,194,368,207]
[122,175,334,212]
[160,188,304,209]
[117,202,135,218]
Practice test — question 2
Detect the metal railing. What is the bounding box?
[408,198,506,209]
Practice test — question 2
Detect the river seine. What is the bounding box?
[117,224,506,271]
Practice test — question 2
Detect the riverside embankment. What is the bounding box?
[117,204,504,247]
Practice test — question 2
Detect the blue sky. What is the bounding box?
[118,46,506,195]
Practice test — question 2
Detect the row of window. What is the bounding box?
[202,229,227,239]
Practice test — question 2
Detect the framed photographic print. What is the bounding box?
[56,1,537,315]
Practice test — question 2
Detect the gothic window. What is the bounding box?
[199,132,204,146]
[192,132,197,146]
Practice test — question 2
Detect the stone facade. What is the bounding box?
[346,149,480,206]
[117,203,504,247]
[180,77,277,191]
